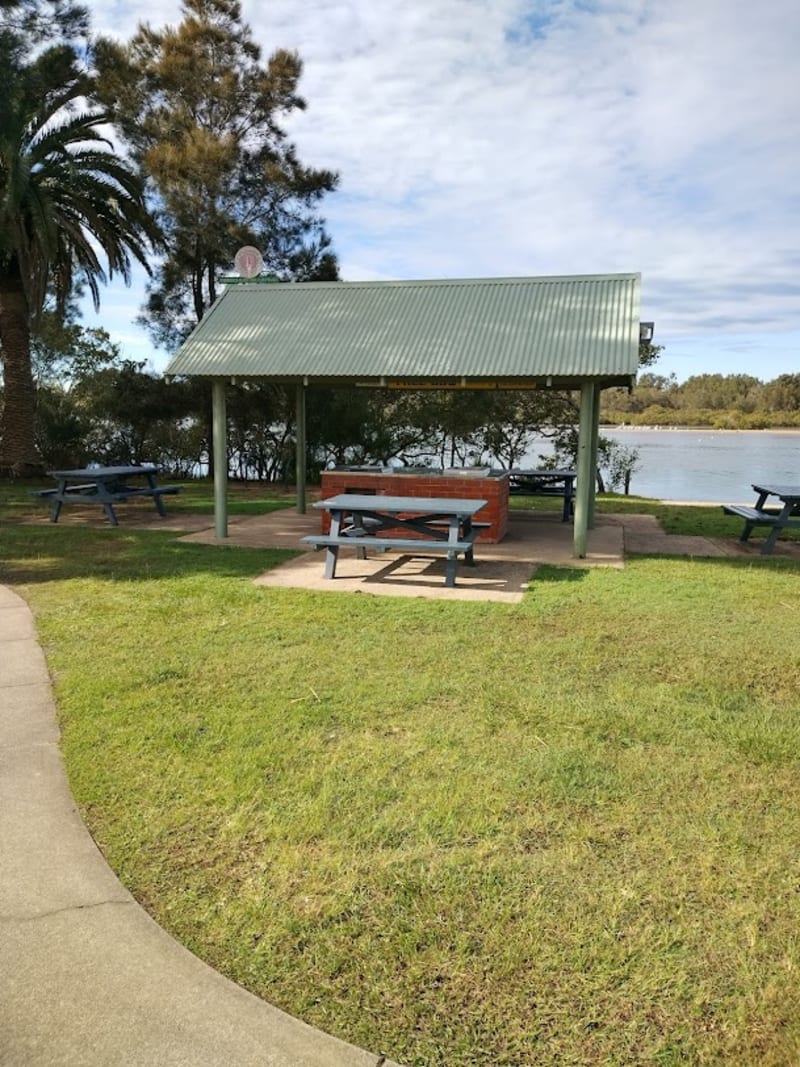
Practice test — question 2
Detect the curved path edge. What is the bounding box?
[0,585,399,1067]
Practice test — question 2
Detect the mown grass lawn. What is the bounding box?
[2,494,800,1066]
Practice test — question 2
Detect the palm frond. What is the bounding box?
[1,74,158,323]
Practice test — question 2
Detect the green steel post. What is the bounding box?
[573,382,596,558]
[212,378,228,539]
[588,385,601,527]
[296,382,306,514]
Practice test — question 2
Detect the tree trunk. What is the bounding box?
[0,276,44,476]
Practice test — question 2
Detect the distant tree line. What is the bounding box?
[602,372,800,429]
[29,325,647,492]
[29,330,573,477]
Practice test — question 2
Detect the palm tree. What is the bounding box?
[0,45,158,475]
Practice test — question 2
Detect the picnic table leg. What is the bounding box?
[761,528,780,555]
[738,520,756,543]
[461,518,476,567]
[48,479,67,522]
[324,544,339,578]
[87,479,121,526]
[145,472,168,515]
[562,479,574,522]
[324,508,343,577]
[444,517,464,586]
[761,503,792,555]
[348,509,368,560]
[740,490,771,547]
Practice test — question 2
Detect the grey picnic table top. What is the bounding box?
[49,465,161,479]
[314,493,487,515]
[752,483,800,500]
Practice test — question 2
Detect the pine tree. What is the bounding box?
[97,0,340,351]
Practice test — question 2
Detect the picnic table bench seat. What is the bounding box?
[33,484,181,502]
[425,519,491,530]
[33,484,97,498]
[722,504,800,529]
[722,504,785,525]
[509,481,563,497]
[104,484,181,500]
[302,533,477,554]
[301,531,478,587]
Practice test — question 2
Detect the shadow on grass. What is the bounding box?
[0,524,297,585]
[168,499,292,517]
[533,565,590,584]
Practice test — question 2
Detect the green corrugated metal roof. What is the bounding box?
[164,273,642,387]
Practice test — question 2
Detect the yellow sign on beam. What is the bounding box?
[381,380,537,391]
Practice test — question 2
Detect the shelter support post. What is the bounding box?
[587,385,601,527]
[573,381,598,558]
[212,378,228,539]
[295,382,306,514]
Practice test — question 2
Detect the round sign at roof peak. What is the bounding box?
[234,246,263,278]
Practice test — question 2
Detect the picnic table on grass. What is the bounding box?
[33,465,181,527]
[302,493,488,588]
[722,483,800,555]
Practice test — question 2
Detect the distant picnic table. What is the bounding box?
[508,469,576,522]
[33,465,181,526]
[722,483,800,555]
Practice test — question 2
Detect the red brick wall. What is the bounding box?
[319,471,509,543]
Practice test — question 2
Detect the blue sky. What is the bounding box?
[86,0,800,384]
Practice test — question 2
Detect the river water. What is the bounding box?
[525,429,800,503]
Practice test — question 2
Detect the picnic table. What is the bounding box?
[722,483,800,555]
[34,465,181,526]
[302,493,488,587]
[508,468,576,521]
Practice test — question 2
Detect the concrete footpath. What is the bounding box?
[0,585,398,1067]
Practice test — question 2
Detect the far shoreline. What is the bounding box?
[601,425,800,434]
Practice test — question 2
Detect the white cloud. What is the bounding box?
[86,0,800,379]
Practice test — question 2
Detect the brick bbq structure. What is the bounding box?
[319,468,509,543]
